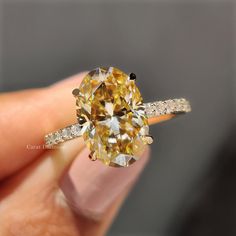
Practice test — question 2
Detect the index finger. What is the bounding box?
[0,73,86,180]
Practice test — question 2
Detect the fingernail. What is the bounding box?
[60,147,150,220]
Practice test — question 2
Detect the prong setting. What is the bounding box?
[129,73,136,81]
[72,88,80,97]
[89,152,97,161]
[142,135,154,145]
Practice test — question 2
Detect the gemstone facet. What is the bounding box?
[75,67,149,167]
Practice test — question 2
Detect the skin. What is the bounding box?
[0,73,150,236]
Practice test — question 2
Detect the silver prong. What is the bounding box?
[142,135,154,145]
[72,88,80,97]
[89,152,97,161]
[129,73,136,81]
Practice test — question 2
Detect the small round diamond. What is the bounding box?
[45,133,56,146]
[71,124,81,136]
[61,128,72,139]
[54,132,62,143]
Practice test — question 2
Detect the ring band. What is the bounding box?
[45,98,190,146]
[45,67,191,167]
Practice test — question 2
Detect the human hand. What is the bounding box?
[0,73,150,236]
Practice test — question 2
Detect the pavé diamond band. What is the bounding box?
[45,67,191,167]
[45,98,191,145]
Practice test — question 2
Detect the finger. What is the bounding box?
[61,147,150,236]
[0,72,86,180]
[76,182,134,236]
[0,138,149,236]
[0,139,85,236]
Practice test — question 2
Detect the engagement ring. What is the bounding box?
[45,67,191,167]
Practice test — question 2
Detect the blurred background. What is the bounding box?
[1,0,236,235]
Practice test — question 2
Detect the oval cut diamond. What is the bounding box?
[76,67,149,167]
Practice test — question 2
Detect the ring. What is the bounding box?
[45,67,191,167]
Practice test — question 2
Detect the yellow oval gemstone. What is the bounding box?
[76,67,149,167]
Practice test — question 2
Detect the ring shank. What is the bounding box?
[45,98,191,147]
[144,98,191,125]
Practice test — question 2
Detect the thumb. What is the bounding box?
[0,139,150,236]
[61,146,150,235]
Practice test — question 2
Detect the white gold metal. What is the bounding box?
[144,98,191,118]
[45,123,82,147]
[45,98,191,148]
